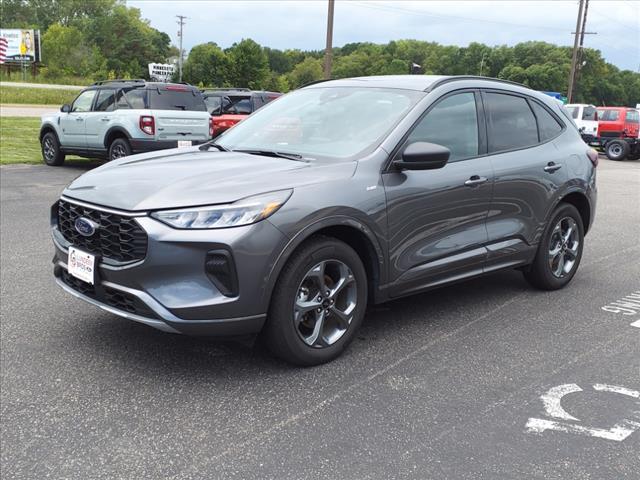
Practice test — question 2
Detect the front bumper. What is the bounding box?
[52,197,288,336]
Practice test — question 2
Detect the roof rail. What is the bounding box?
[426,75,527,92]
[92,79,146,86]
[201,87,251,92]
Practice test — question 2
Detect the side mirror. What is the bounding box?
[579,126,586,133]
[61,104,71,113]
[394,142,450,171]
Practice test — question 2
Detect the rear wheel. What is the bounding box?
[262,236,368,366]
[523,203,584,290]
[108,137,132,161]
[605,139,630,161]
[41,132,65,166]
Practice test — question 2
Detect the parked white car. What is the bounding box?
[40,79,212,166]
[565,104,599,144]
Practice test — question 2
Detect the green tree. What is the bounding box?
[226,38,269,89]
[287,57,323,88]
[182,42,229,87]
[40,23,106,78]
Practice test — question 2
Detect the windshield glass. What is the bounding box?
[216,87,423,160]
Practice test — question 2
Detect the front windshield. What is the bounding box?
[216,87,423,160]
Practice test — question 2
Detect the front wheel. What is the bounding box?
[262,236,368,366]
[108,137,132,161]
[605,139,630,161]
[523,203,584,290]
[41,132,65,166]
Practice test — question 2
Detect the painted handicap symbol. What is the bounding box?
[525,383,640,441]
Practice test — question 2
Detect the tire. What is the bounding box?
[262,235,368,366]
[108,137,132,161]
[41,132,65,166]
[605,139,630,161]
[523,203,584,291]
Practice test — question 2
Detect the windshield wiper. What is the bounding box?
[233,149,306,162]
[198,141,229,152]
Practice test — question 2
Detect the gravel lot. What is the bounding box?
[1,158,639,479]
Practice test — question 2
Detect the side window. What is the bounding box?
[582,106,597,121]
[253,96,265,110]
[405,92,479,162]
[115,90,130,109]
[484,92,538,152]
[530,101,563,141]
[94,89,116,112]
[603,110,620,121]
[625,110,639,123]
[124,89,147,109]
[71,90,97,112]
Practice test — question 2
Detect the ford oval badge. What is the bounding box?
[74,217,97,237]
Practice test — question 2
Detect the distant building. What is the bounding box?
[148,63,175,82]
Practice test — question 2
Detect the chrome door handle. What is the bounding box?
[544,162,562,173]
[464,175,488,187]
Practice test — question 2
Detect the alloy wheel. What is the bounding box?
[110,144,127,160]
[548,217,580,278]
[43,137,56,162]
[294,260,357,348]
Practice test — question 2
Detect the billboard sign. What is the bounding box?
[148,63,175,82]
[0,29,39,62]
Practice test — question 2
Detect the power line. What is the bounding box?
[349,1,570,33]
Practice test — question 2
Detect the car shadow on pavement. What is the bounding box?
[68,269,532,378]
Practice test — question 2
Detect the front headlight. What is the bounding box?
[150,190,292,229]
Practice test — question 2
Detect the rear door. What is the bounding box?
[59,89,96,147]
[148,86,210,142]
[383,90,494,296]
[481,91,567,271]
[624,109,639,138]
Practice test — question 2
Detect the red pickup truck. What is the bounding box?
[202,88,282,137]
[596,106,640,161]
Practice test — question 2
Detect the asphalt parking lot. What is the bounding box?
[1,157,639,479]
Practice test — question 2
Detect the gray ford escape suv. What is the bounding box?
[52,75,597,366]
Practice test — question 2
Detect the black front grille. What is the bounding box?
[60,270,158,319]
[57,199,147,263]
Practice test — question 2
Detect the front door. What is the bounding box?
[84,89,116,149]
[382,91,494,297]
[59,90,96,147]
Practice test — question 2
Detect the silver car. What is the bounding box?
[51,75,597,365]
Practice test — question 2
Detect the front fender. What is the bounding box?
[261,212,387,308]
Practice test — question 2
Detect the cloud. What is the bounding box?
[128,0,639,70]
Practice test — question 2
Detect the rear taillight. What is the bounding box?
[139,115,155,135]
[209,116,214,137]
[587,149,598,167]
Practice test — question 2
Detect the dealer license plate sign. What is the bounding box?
[68,247,96,285]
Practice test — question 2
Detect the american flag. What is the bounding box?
[0,37,8,64]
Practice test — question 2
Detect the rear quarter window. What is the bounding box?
[625,110,639,123]
[530,101,563,141]
[148,88,206,111]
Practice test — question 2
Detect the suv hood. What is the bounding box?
[63,148,357,211]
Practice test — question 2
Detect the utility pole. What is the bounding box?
[323,0,335,79]
[574,0,596,89]
[176,15,187,82]
[567,0,584,103]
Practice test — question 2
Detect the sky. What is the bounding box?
[128,0,640,71]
